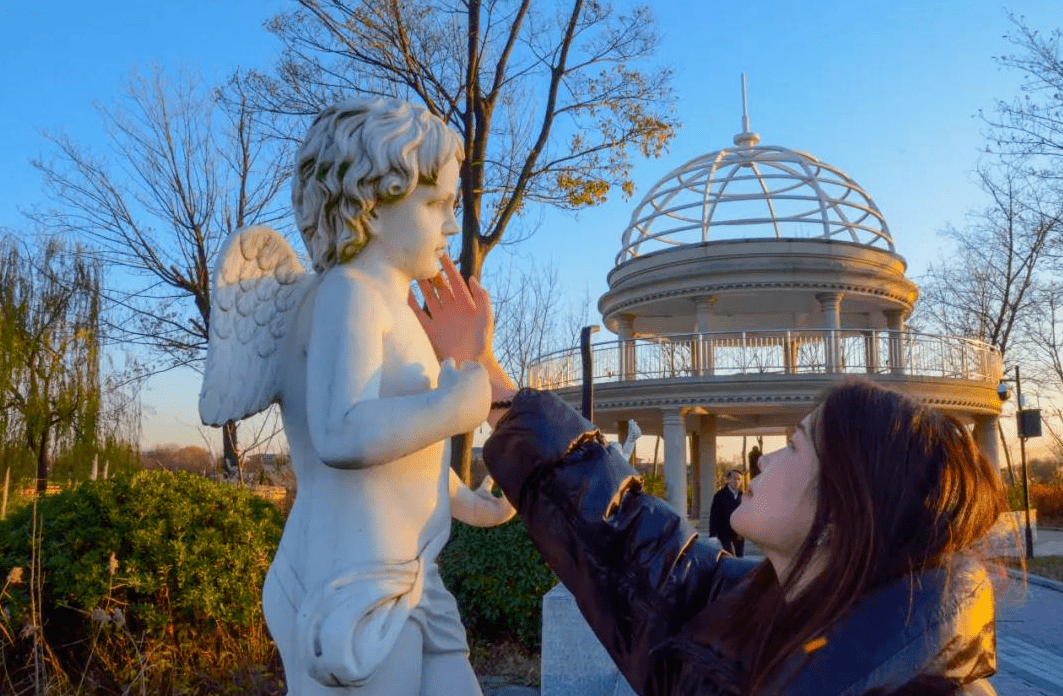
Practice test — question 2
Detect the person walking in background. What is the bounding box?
[709,469,745,557]
[748,445,762,478]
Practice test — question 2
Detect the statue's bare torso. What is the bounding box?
[279,267,453,582]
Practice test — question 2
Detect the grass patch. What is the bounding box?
[1040,516,1063,530]
[1025,556,1063,583]
[1006,556,1063,582]
[470,636,540,688]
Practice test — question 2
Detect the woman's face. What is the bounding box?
[731,411,820,577]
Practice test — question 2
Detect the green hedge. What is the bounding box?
[0,470,284,693]
[439,518,556,648]
[0,470,560,689]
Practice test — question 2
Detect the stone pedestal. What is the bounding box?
[541,584,637,696]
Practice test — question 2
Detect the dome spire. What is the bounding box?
[734,73,761,148]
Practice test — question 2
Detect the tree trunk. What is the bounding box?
[223,420,243,484]
[653,436,661,477]
[450,433,473,486]
[35,425,50,494]
[998,419,1017,486]
[2,465,10,520]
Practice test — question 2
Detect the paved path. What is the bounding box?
[1035,528,1063,556]
[988,528,1063,695]
[992,579,1063,695]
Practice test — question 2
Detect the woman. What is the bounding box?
[415,277,1010,695]
[488,382,1007,695]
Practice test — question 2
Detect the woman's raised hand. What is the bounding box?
[408,255,494,365]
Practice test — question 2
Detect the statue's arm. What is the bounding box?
[448,468,516,527]
[306,271,490,469]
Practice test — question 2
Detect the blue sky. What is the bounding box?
[2,0,1061,450]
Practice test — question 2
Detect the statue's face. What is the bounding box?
[371,157,460,279]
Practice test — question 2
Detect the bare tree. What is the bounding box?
[983,14,1063,177]
[1027,290,1063,459]
[30,67,290,478]
[488,256,590,386]
[196,406,285,485]
[254,0,677,274]
[917,163,1061,358]
[248,0,676,481]
[97,351,145,467]
[916,162,1063,483]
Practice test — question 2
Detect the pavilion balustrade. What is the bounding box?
[526,329,1001,390]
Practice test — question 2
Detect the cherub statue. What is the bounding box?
[199,96,515,695]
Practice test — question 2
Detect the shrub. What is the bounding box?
[1031,482,1063,520]
[640,470,667,499]
[438,519,556,649]
[1005,481,1027,512]
[0,470,285,694]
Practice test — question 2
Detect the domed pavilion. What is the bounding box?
[527,87,1004,531]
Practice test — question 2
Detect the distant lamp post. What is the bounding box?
[580,325,600,421]
[999,366,1040,559]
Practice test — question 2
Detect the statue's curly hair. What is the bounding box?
[292,96,464,273]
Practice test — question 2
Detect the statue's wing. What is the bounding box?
[199,225,312,426]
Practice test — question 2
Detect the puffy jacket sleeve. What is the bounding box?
[483,388,743,693]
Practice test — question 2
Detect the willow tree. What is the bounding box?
[0,237,102,492]
[251,0,678,480]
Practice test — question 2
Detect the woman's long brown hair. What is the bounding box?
[724,378,1009,694]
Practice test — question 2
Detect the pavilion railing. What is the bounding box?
[526,329,1002,390]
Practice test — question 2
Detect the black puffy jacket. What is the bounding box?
[483,389,999,696]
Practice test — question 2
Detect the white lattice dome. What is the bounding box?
[618,120,893,264]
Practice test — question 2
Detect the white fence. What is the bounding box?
[527,330,1002,390]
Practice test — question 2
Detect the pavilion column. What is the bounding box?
[695,298,715,376]
[885,309,906,375]
[662,409,688,518]
[817,292,844,372]
[864,328,881,374]
[972,415,1001,471]
[689,431,700,520]
[696,415,717,535]
[784,332,798,374]
[617,314,635,380]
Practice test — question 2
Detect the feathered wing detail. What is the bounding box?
[199,225,312,426]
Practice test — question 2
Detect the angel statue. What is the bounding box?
[199,96,516,695]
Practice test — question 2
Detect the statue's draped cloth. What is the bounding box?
[265,530,467,687]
